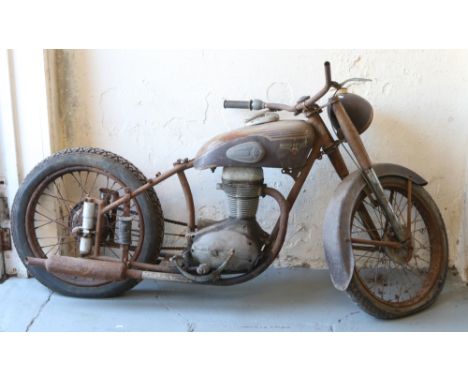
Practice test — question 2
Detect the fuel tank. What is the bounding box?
[194,120,315,169]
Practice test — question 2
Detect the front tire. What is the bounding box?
[11,147,164,298]
[346,176,448,319]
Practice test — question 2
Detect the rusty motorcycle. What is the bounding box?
[11,62,448,318]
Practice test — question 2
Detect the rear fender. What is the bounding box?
[323,163,427,291]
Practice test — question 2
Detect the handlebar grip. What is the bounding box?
[223,100,252,109]
[324,61,331,84]
[224,99,266,110]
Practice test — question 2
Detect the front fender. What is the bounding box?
[323,163,427,291]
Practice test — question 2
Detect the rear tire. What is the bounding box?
[11,147,164,298]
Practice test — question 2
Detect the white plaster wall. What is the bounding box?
[0,50,50,277]
[52,50,468,273]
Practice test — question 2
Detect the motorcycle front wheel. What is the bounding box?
[11,147,164,298]
[346,176,448,319]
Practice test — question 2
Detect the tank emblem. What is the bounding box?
[226,142,266,163]
[279,140,308,156]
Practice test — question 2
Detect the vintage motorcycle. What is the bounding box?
[11,62,448,319]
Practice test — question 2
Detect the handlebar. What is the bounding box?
[223,61,337,114]
[300,61,333,110]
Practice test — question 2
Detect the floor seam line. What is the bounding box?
[25,291,54,332]
[158,299,195,332]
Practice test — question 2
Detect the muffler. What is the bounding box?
[26,256,191,283]
[27,256,127,281]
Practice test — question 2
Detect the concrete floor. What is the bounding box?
[1,268,467,331]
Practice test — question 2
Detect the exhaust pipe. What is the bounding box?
[27,256,191,283]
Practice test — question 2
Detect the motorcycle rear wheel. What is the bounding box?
[11,147,164,298]
[346,176,448,319]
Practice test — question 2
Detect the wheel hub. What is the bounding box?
[382,231,413,265]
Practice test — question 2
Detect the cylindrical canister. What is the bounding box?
[115,216,133,245]
[79,201,96,255]
[82,201,96,230]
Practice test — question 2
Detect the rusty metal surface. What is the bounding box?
[262,188,289,257]
[323,163,428,291]
[193,120,315,170]
[0,228,12,251]
[137,270,191,283]
[27,256,127,281]
[0,196,9,221]
[332,100,372,171]
[164,218,192,227]
[129,260,178,273]
[176,171,196,232]
[295,61,333,112]
[283,140,321,210]
[26,255,191,283]
[121,188,132,263]
[369,164,427,186]
[87,255,121,262]
[355,202,381,241]
[350,237,401,249]
[89,255,179,274]
[406,179,414,258]
[102,160,193,214]
[93,199,106,257]
[363,168,407,242]
[307,113,349,179]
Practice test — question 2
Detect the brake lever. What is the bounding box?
[296,95,310,104]
[245,110,268,123]
[338,78,372,88]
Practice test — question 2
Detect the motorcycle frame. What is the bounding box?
[83,102,367,283]
[28,96,408,286]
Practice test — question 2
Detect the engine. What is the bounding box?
[219,167,264,219]
[190,167,267,274]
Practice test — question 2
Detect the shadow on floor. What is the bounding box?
[0,268,467,332]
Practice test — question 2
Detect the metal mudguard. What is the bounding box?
[323,163,427,291]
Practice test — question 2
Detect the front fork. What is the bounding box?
[331,100,408,244]
[362,168,407,242]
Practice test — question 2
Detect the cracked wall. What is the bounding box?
[51,49,468,276]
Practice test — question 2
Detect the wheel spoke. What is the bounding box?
[52,180,72,214]
[70,171,88,197]
[34,211,70,229]
[40,240,76,249]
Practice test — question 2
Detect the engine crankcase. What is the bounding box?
[191,219,267,273]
